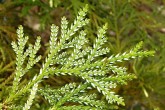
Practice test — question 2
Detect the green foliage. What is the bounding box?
[1,0,165,110]
[0,5,155,110]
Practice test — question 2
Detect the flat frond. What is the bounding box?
[5,4,155,110]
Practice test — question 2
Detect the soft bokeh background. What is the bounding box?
[0,0,165,109]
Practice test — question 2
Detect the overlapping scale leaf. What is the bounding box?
[87,24,108,62]
[69,95,108,109]
[26,37,41,71]
[108,44,155,63]
[72,58,86,67]
[49,24,58,54]
[61,17,68,40]
[23,83,38,110]
[39,83,78,105]
[39,86,60,105]
[65,31,87,66]
[67,5,89,37]
[86,70,107,76]
[109,65,127,75]
[53,52,68,65]
[94,47,110,57]
[81,74,124,105]
[102,74,136,85]
[98,81,117,89]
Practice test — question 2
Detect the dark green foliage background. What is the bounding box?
[0,0,165,109]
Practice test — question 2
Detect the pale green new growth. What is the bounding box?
[23,83,38,110]
[2,4,154,110]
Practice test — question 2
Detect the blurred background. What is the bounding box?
[0,0,165,109]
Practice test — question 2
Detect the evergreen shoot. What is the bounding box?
[1,5,155,110]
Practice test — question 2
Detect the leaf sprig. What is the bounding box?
[3,4,155,110]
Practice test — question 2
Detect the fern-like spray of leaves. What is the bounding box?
[2,4,154,110]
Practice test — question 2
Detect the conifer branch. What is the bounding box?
[3,4,155,110]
